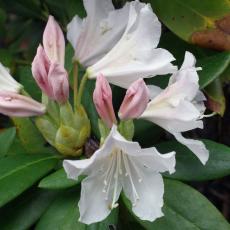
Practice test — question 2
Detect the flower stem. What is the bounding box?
[73,61,78,110]
[77,72,88,107]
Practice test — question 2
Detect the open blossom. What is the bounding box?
[119,78,149,120]
[0,91,46,117]
[0,63,22,93]
[67,0,131,67]
[93,74,117,128]
[140,52,209,164]
[63,125,175,224]
[32,16,69,103]
[87,1,176,88]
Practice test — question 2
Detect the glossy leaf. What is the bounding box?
[198,52,230,88]
[123,179,230,230]
[152,0,230,50]
[0,154,59,207]
[0,127,16,157]
[36,188,118,230]
[204,78,226,115]
[156,139,230,181]
[7,136,29,155]
[0,189,58,230]
[39,168,81,190]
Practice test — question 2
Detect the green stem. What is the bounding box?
[77,72,88,107]
[73,62,78,110]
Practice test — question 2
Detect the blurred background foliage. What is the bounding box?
[0,0,229,229]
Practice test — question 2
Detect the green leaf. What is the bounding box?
[65,44,75,73]
[0,127,16,157]
[123,179,230,230]
[204,78,226,116]
[0,154,59,207]
[39,168,81,190]
[36,188,118,230]
[0,189,58,230]
[0,49,13,67]
[12,117,56,154]
[198,52,230,88]
[44,0,86,27]
[152,0,230,50]
[17,66,42,101]
[134,120,164,148]
[7,136,29,155]
[156,139,230,181]
[82,80,100,139]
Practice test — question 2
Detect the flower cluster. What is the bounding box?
[0,0,210,226]
[63,0,209,225]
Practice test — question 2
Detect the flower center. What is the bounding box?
[102,148,142,209]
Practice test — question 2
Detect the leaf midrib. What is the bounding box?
[173,0,214,26]
[0,156,58,181]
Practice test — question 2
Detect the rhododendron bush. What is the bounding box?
[0,0,229,229]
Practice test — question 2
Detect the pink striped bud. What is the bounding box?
[119,78,149,120]
[32,45,52,97]
[32,46,69,104]
[48,63,69,103]
[93,74,116,128]
[0,91,46,117]
[43,15,65,65]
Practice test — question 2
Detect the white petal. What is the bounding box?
[67,0,131,67]
[181,51,197,69]
[138,148,176,174]
[63,125,123,180]
[141,95,204,132]
[121,155,165,221]
[0,63,22,92]
[173,132,209,165]
[148,117,203,133]
[140,51,206,133]
[169,51,200,87]
[67,15,83,52]
[88,3,176,88]
[79,172,122,224]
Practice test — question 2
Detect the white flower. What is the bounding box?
[140,52,209,164]
[0,63,22,93]
[67,0,131,67]
[87,1,177,88]
[63,125,175,224]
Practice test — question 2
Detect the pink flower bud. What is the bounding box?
[93,74,116,128]
[119,78,149,120]
[32,46,69,104]
[48,63,69,103]
[32,45,52,98]
[0,91,46,117]
[43,15,65,65]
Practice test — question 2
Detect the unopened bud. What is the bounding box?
[93,74,116,128]
[119,79,149,120]
[43,15,65,65]
[36,102,90,157]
